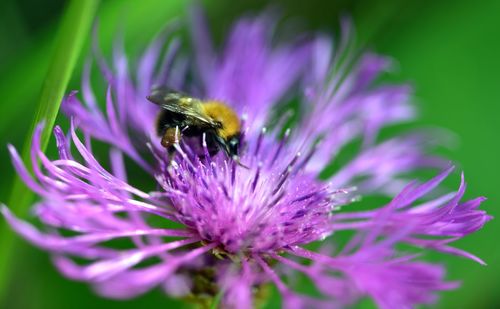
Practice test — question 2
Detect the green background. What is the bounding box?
[0,0,498,308]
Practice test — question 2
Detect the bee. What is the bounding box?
[147,88,245,164]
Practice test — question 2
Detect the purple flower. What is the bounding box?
[2,7,490,309]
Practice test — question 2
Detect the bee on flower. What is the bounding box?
[1,6,490,309]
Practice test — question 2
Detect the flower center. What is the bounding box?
[157,131,343,254]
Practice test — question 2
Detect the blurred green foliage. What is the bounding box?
[0,0,498,308]
[0,1,98,303]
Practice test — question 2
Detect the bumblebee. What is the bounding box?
[147,88,243,161]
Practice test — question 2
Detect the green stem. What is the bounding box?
[0,0,99,304]
[210,290,223,309]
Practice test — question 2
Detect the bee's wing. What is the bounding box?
[147,88,217,127]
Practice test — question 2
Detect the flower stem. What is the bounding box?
[0,0,99,304]
[210,290,223,309]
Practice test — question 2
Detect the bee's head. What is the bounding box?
[220,135,240,158]
[214,134,248,168]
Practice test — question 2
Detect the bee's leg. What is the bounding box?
[161,127,181,163]
[161,127,181,148]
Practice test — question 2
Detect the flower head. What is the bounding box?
[2,7,490,309]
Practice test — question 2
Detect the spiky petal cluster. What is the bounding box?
[156,130,349,254]
[2,7,490,309]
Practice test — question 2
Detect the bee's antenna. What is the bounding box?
[232,156,250,169]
